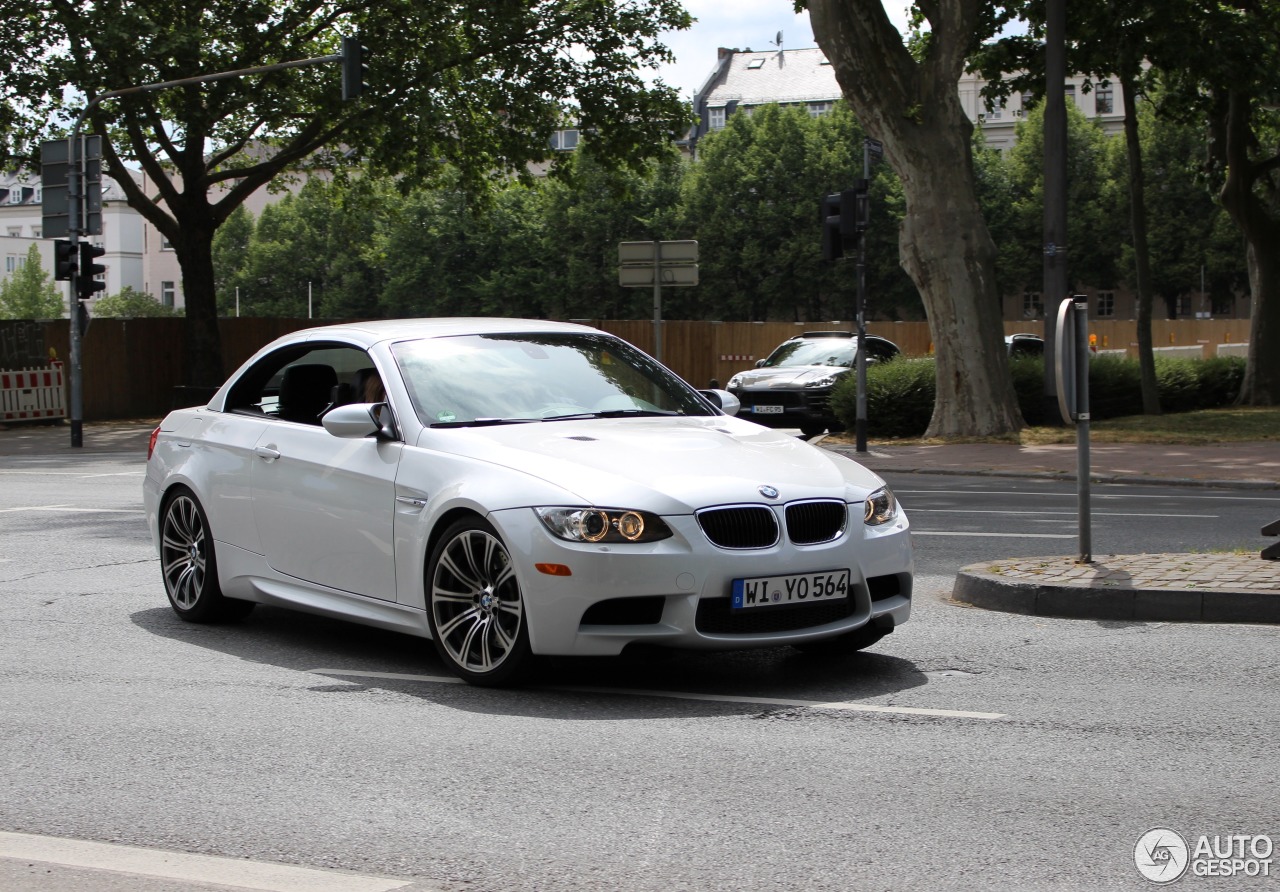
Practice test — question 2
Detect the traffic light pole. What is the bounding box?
[60,48,351,447]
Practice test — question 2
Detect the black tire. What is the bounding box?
[159,488,255,623]
[426,517,532,687]
[792,622,888,656]
[799,423,827,438]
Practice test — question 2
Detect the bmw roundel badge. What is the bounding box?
[759,485,779,500]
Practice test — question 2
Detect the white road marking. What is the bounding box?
[310,669,1006,721]
[0,831,414,892]
[912,530,1074,539]
[0,505,143,514]
[908,508,1217,518]
[898,488,1280,503]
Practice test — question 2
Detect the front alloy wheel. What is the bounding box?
[427,518,531,686]
[160,489,254,622]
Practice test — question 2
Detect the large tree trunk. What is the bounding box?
[1216,90,1280,406]
[1242,242,1280,405]
[808,0,1022,437]
[1120,75,1160,415]
[173,230,225,389]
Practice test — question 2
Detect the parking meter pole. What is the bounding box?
[855,241,867,452]
[854,140,872,453]
[1074,297,1092,562]
[652,244,662,362]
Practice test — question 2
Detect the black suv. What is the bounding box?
[726,331,900,437]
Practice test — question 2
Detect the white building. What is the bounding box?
[688,46,1127,153]
[0,169,145,314]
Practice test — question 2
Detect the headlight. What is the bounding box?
[863,487,898,525]
[804,373,840,388]
[726,374,744,389]
[535,507,673,543]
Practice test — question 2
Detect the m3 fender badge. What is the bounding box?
[759,485,779,500]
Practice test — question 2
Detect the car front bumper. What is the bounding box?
[489,506,913,657]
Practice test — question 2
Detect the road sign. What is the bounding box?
[618,240,698,265]
[40,140,70,239]
[39,137,103,237]
[619,265,699,287]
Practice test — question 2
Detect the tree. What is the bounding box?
[0,0,693,386]
[92,285,180,317]
[0,244,64,319]
[1153,1,1280,405]
[803,0,1023,437]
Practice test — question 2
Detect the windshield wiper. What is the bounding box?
[430,418,542,428]
[541,409,681,421]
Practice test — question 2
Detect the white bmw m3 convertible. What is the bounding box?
[144,318,913,685]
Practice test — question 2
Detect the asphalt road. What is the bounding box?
[1,453,1277,891]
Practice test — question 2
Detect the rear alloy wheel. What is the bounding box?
[160,489,255,623]
[427,518,531,686]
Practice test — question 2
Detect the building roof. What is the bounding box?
[700,47,841,108]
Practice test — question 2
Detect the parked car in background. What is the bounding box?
[143,319,914,686]
[726,331,901,437]
[1005,333,1045,358]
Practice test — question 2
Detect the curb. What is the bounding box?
[953,560,1280,625]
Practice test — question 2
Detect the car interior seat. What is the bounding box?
[277,364,338,424]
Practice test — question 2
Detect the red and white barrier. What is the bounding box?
[1,363,66,421]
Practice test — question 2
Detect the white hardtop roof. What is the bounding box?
[285,317,605,349]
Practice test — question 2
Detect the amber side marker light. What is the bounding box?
[535,563,573,577]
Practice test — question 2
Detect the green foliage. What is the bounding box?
[92,286,180,318]
[0,244,63,320]
[830,358,935,439]
[840,353,1247,438]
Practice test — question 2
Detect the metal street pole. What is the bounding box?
[854,144,871,453]
[652,241,662,362]
[1042,0,1068,426]
[60,49,346,447]
[1074,297,1092,562]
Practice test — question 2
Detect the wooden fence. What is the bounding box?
[0,317,1252,422]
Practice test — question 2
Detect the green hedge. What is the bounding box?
[831,354,1246,438]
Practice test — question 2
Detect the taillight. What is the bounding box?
[147,426,161,460]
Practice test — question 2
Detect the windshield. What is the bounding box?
[761,338,856,369]
[391,332,715,427]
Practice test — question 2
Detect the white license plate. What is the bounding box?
[731,569,850,610]
[752,405,784,414]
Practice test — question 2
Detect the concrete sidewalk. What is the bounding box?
[822,436,1280,625]
[3,419,1278,625]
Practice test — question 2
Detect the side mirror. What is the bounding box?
[754,359,766,368]
[322,402,395,440]
[698,389,741,417]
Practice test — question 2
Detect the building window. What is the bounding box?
[161,281,176,308]
[807,102,833,118]
[550,129,579,151]
[5,255,16,273]
[984,98,1003,120]
[1176,295,1192,317]
[1096,291,1115,317]
[707,107,726,130]
[746,57,766,69]
[1095,89,1113,115]
[1023,291,1043,318]
[160,233,173,250]
[6,189,20,205]
[6,227,20,238]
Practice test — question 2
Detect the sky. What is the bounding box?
[648,1,915,101]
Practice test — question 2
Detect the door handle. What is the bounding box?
[254,445,281,461]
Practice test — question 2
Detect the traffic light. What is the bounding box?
[77,242,106,302]
[54,239,77,281]
[819,181,870,261]
[341,34,368,100]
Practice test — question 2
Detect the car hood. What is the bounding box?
[729,365,850,389]
[415,416,883,514]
